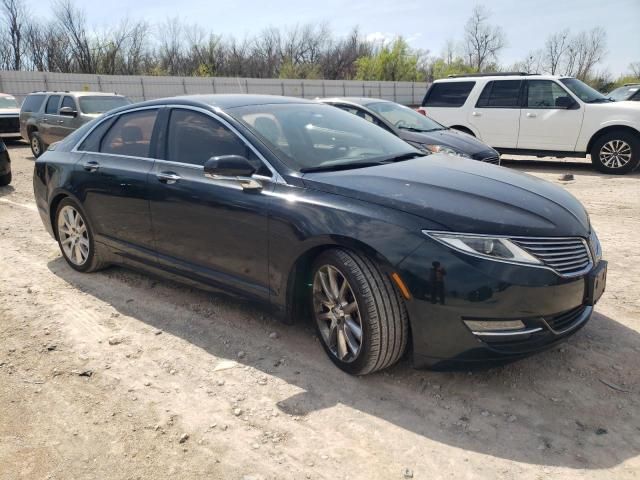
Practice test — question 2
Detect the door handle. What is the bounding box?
[83,161,100,172]
[58,120,65,124]
[471,111,481,117]
[526,112,537,118]
[156,172,181,184]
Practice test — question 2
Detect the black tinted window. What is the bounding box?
[101,109,158,158]
[423,82,475,107]
[61,96,76,110]
[167,109,268,175]
[476,80,522,108]
[45,95,61,114]
[77,117,116,152]
[21,94,45,113]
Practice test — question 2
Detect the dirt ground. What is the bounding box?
[1,142,638,480]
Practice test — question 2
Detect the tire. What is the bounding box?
[0,171,10,186]
[29,131,45,158]
[311,248,409,375]
[590,130,640,174]
[54,198,107,273]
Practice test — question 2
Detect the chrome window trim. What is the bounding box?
[71,103,286,184]
[422,230,593,278]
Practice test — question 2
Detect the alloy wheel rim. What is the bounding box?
[313,265,363,363]
[57,205,90,266]
[600,140,632,169]
[31,136,40,155]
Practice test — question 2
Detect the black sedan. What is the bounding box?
[33,95,606,374]
[0,139,10,186]
[318,97,501,164]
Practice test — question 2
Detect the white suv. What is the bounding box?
[418,74,640,174]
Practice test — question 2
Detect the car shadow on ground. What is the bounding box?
[501,158,640,178]
[47,258,639,470]
[0,184,15,197]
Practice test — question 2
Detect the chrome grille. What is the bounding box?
[511,237,592,277]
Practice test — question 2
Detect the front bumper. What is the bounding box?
[0,116,21,138]
[397,239,602,369]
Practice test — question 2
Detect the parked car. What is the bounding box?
[0,93,21,141]
[606,83,640,102]
[317,97,500,164]
[0,139,10,186]
[419,73,640,174]
[20,91,131,158]
[34,95,606,374]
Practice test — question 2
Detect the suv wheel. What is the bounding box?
[55,198,107,272]
[29,131,45,158]
[590,130,640,174]
[311,249,408,375]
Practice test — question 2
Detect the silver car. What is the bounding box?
[0,93,21,140]
[20,91,130,157]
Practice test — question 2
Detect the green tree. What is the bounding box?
[355,37,422,81]
[431,57,475,80]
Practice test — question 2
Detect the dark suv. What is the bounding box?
[20,91,130,157]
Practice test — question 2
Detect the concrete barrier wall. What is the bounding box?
[0,71,429,105]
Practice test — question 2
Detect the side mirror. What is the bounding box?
[555,96,576,109]
[203,155,261,190]
[59,106,78,117]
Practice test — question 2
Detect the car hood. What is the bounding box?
[302,155,590,237]
[399,128,496,156]
[0,108,20,116]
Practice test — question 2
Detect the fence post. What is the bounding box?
[97,75,103,93]
[301,80,305,98]
[393,82,397,102]
[0,73,4,94]
[245,78,249,94]
[412,82,415,105]
[343,81,346,96]
[322,80,325,97]
[362,81,365,96]
[44,73,49,91]
[182,77,188,94]
[140,77,146,101]
[212,77,216,93]
[281,80,285,96]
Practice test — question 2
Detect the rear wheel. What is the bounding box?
[590,130,640,174]
[0,172,10,186]
[311,249,408,375]
[29,131,45,158]
[55,198,107,272]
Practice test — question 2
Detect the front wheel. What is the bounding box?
[0,171,10,186]
[55,198,107,272]
[311,249,409,375]
[590,131,640,174]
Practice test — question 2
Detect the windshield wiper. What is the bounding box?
[300,152,423,173]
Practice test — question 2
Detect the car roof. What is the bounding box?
[433,74,571,83]
[28,91,126,97]
[317,97,392,107]
[0,93,16,98]
[106,94,316,115]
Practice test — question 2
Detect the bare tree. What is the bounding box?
[1,0,26,70]
[543,30,569,74]
[515,50,543,74]
[55,0,95,73]
[564,28,606,80]
[630,62,640,78]
[463,5,506,71]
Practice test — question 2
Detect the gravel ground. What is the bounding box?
[1,142,639,480]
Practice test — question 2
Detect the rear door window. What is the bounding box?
[475,80,523,108]
[45,95,61,114]
[21,94,46,113]
[100,109,159,158]
[422,82,475,107]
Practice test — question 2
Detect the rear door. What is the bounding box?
[517,80,584,151]
[74,108,159,261]
[40,95,61,144]
[467,80,523,148]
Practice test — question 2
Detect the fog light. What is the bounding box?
[464,319,525,332]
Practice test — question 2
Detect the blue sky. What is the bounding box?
[31,0,639,76]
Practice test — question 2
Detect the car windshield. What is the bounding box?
[560,78,610,103]
[366,101,445,132]
[229,103,421,172]
[0,96,18,109]
[79,96,130,114]
[608,86,639,101]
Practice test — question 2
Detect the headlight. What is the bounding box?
[589,229,602,263]
[424,144,470,158]
[423,231,542,265]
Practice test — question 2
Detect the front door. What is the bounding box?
[148,107,273,301]
[40,94,61,145]
[74,108,159,261]
[467,79,523,148]
[517,80,585,151]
